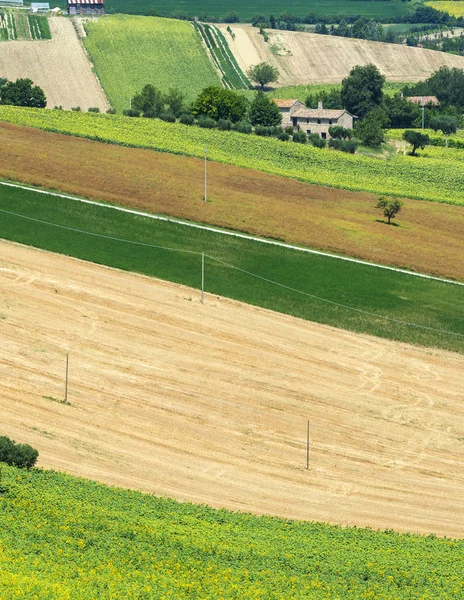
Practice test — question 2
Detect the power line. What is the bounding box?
[0,207,462,339]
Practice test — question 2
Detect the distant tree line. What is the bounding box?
[0,78,46,108]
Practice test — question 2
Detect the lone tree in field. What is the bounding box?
[403,130,430,156]
[376,196,404,225]
[247,63,279,89]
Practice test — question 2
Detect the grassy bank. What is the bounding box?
[1,107,464,205]
[0,183,462,353]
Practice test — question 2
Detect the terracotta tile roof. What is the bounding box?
[272,99,300,108]
[292,108,347,119]
[406,96,440,106]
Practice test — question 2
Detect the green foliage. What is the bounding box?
[193,87,248,123]
[429,116,458,136]
[249,91,282,126]
[234,119,252,134]
[247,62,280,89]
[3,107,464,206]
[403,130,431,156]
[292,130,307,143]
[0,436,38,469]
[198,115,216,128]
[382,94,421,129]
[163,87,185,117]
[341,64,385,119]
[0,184,463,352]
[0,78,46,108]
[355,111,385,148]
[0,464,463,598]
[83,15,220,113]
[179,112,195,125]
[328,125,352,140]
[376,196,404,224]
[28,14,51,40]
[309,133,326,148]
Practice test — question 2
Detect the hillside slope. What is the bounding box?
[83,15,221,112]
[219,24,464,85]
[0,17,108,111]
[1,240,463,537]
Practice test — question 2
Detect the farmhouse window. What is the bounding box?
[321,132,327,139]
[306,118,309,123]
[317,119,321,124]
[329,120,333,125]
[307,130,311,134]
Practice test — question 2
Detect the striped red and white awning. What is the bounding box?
[68,0,104,5]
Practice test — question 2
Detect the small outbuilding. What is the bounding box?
[0,0,24,6]
[406,96,440,107]
[30,3,50,12]
[67,0,104,15]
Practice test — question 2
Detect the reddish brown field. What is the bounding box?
[1,122,463,280]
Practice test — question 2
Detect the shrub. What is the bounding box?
[179,112,195,125]
[142,109,158,118]
[255,124,274,137]
[285,126,294,135]
[0,436,38,469]
[88,107,100,113]
[106,108,117,115]
[234,120,252,134]
[198,116,216,128]
[123,109,140,117]
[292,130,307,144]
[217,118,233,130]
[277,131,290,141]
[329,137,343,150]
[71,106,81,112]
[159,111,176,123]
[309,133,326,148]
[340,139,357,154]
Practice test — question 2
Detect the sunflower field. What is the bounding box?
[0,465,462,599]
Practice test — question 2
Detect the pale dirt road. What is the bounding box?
[1,240,463,537]
[0,17,109,110]
[219,24,464,86]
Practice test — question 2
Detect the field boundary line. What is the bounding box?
[1,179,463,287]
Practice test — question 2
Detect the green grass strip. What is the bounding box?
[0,183,462,353]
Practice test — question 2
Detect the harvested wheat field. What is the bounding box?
[1,122,463,280]
[0,18,108,110]
[1,240,463,537]
[219,24,464,85]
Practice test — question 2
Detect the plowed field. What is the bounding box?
[1,240,463,537]
[219,24,464,85]
[0,17,108,110]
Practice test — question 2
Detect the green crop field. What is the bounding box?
[0,11,49,40]
[54,0,420,20]
[2,106,464,206]
[1,464,463,599]
[0,182,462,352]
[83,15,220,113]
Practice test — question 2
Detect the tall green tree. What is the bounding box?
[249,91,282,126]
[354,110,385,148]
[341,64,385,119]
[163,87,185,117]
[132,84,164,115]
[192,87,248,123]
[376,197,404,225]
[247,63,280,89]
[0,78,46,108]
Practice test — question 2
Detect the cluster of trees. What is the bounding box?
[403,66,464,110]
[0,436,38,469]
[315,18,398,44]
[0,78,46,108]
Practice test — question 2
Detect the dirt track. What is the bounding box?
[0,17,108,110]
[219,24,464,85]
[1,240,463,537]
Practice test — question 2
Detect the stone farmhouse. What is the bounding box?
[67,0,104,15]
[273,99,355,138]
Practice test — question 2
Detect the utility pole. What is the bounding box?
[64,353,69,404]
[204,147,207,202]
[421,97,425,130]
[201,253,205,304]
